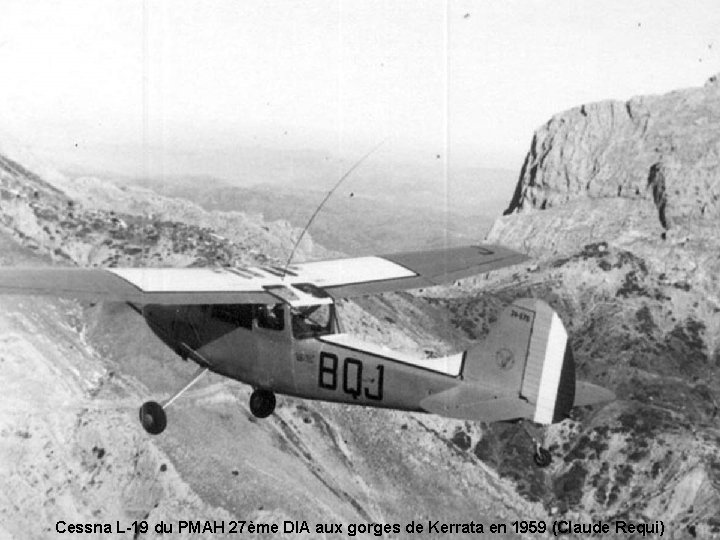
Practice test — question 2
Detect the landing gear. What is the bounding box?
[249,389,276,418]
[139,401,167,434]
[533,444,552,468]
[520,420,552,468]
[138,365,208,435]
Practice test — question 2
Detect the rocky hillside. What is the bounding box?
[475,74,720,536]
[0,153,318,269]
[0,149,541,539]
[3,73,720,539]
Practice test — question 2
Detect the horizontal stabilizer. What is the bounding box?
[574,381,615,407]
[420,385,534,422]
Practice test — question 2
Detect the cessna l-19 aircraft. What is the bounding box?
[0,244,613,466]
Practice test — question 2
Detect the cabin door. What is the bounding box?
[253,304,293,392]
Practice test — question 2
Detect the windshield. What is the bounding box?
[291,304,333,339]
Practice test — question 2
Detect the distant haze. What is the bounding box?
[115,161,516,254]
[1,0,719,184]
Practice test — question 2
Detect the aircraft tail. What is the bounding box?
[420,298,613,424]
[462,299,576,424]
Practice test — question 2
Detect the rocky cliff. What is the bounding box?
[505,74,720,231]
[478,74,720,536]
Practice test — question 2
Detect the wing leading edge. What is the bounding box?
[0,244,528,304]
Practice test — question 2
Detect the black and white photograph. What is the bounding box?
[1,1,719,538]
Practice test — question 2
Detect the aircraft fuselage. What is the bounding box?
[141,303,459,412]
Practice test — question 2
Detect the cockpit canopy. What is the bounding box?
[143,301,339,356]
[207,302,337,338]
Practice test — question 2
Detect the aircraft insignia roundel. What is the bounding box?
[496,348,515,370]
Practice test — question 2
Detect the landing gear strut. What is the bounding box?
[139,366,209,435]
[249,389,276,418]
[521,420,552,468]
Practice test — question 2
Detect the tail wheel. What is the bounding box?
[139,401,167,435]
[533,447,551,468]
[249,389,276,418]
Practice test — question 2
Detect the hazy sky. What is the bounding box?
[1,0,719,177]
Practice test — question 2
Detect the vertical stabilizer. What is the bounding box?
[461,299,575,424]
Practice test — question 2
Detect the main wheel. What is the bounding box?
[533,447,552,468]
[139,401,167,435]
[249,390,276,418]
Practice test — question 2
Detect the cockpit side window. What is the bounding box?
[256,304,285,331]
[210,304,253,329]
[292,304,333,339]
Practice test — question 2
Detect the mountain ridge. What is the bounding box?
[504,73,720,233]
[2,73,720,537]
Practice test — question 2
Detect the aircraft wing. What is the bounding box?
[420,380,615,423]
[0,244,528,305]
[0,267,278,304]
[307,244,528,298]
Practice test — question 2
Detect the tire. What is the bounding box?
[139,401,167,435]
[533,447,552,468]
[249,390,276,418]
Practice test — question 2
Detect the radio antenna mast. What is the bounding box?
[281,140,385,279]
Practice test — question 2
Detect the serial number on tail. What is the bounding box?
[510,309,531,323]
[318,352,384,401]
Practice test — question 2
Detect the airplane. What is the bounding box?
[0,244,613,467]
